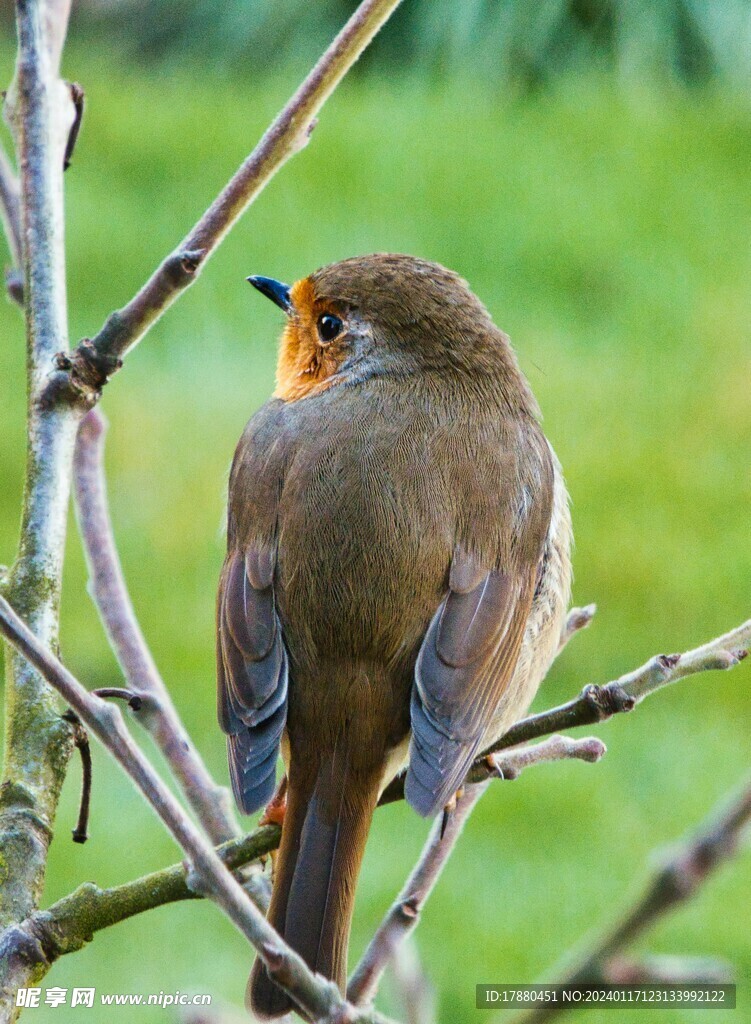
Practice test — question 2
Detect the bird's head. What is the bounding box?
[248,253,519,403]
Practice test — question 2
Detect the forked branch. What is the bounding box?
[51,0,406,406]
[0,595,396,1024]
[349,736,606,1007]
[511,774,751,1022]
[479,616,750,763]
[380,616,750,804]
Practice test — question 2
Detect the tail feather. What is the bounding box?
[247,747,380,1019]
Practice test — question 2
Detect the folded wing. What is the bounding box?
[406,547,537,817]
[217,544,288,814]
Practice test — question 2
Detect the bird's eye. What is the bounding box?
[317,313,343,344]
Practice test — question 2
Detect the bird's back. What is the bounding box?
[230,373,550,693]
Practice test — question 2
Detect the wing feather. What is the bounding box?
[406,548,537,817]
[217,546,288,814]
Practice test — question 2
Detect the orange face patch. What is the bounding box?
[274,277,347,402]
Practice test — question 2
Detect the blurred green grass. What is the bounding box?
[0,42,750,1024]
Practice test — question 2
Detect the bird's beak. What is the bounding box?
[246,275,293,314]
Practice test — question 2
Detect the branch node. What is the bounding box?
[657,653,681,671]
[42,342,123,408]
[163,248,206,287]
[581,682,636,718]
[399,897,420,921]
[179,248,206,274]
[5,266,24,305]
[261,941,286,973]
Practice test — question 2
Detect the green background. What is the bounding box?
[0,20,750,1024]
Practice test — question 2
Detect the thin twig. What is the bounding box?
[74,408,237,844]
[470,734,605,784]
[511,774,751,1023]
[61,711,91,844]
[379,617,751,805]
[481,617,751,761]
[92,686,143,710]
[349,736,605,1007]
[0,594,397,1024]
[558,604,596,652]
[50,0,405,405]
[349,785,487,1007]
[2,824,280,966]
[389,939,436,1024]
[63,81,84,171]
[0,141,22,303]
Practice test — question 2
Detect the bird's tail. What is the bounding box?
[247,741,381,1019]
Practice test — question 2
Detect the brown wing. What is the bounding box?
[406,547,538,817]
[217,543,288,814]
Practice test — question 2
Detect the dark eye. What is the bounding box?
[317,313,343,344]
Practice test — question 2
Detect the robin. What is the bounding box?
[216,254,572,1018]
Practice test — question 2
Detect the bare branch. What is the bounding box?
[381,615,750,807]
[389,939,436,1024]
[0,142,22,299]
[0,595,397,1024]
[511,774,751,1023]
[348,784,488,1007]
[469,734,605,784]
[1,824,279,968]
[52,0,406,405]
[605,954,733,985]
[41,0,72,73]
[558,604,596,652]
[73,408,237,843]
[479,617,751,762]
[61,711,91,844]
[351,736,605,1006]
[0,0,78,940]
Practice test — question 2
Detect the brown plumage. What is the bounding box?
[216,254,572,1018]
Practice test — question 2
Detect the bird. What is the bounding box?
[215,253,572,1018]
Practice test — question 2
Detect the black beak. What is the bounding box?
[247,275,293,314]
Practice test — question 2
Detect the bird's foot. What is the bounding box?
[258,776,288,881]
[440,787,464,839]
[259,774,288,828]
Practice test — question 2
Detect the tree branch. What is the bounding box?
[0,141,23,303]
[511,774,751,1022]
[73,407,238,844]
[0,595,397,1024]
[0,0,78,948]
[1,824,280,968]
[558,604,596,652]
[51,0,406,406]
[480,616,750,761]
[349,736,606,1007]
[379,616,750,806]
[388,939,436,1024]
[61,711,91,844]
